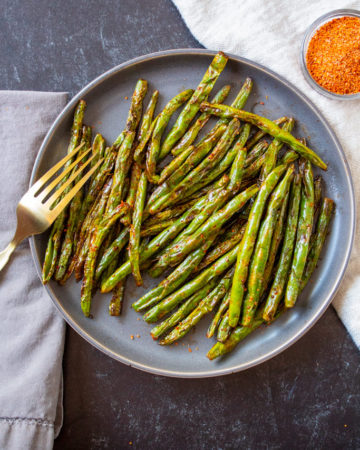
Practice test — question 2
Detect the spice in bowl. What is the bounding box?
[305,15,360,95]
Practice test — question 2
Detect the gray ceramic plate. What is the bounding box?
[30,49,355,378]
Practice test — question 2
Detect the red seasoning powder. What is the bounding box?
[306,16,360,95]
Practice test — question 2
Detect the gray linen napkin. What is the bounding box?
[0,91,67,450]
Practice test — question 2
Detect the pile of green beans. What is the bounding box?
[42,52,334,360]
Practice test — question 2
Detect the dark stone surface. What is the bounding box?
[0,0,199,96]
[1,0,359,448]
[56,310,360,450]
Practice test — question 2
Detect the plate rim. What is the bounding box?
[29,48,356,378]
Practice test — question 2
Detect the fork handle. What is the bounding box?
[0,240,17,272]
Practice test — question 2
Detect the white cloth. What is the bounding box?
[172,0,360,347]
[0,91,67,449]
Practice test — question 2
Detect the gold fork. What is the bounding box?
[0,144,103,271]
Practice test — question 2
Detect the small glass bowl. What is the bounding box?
[300,9,360,100]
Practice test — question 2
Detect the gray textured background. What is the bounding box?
[1,0,359,448]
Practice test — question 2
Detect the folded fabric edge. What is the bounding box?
[54,372,64,438]
[0,418,55,450]
[0,90,68,95]
[332,272,360,349]
[0,417,54,428]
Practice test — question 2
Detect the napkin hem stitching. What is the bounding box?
[0,417,54,428]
